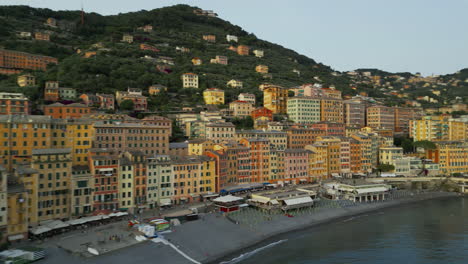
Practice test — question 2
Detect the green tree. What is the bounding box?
[413,140,436,150]
[120,99,134,111]
[377,164,395,172]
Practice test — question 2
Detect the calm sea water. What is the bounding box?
[237,196,468,264]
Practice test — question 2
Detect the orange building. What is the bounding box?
[34,32,50,41]
[43,103,91,119]
[320,98,344,123]
[44,81,59,101]
[202,35,216,43]
[140,43,160,53]
[285,127,326,149]
[255,65,269,74]
[240,138,270,183]
[237,45,250,56]
[0,49,58,71]
[251,107,273,120]
[0,92,29,115]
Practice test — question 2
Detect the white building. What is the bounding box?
[238,93,256,105]
[226,35,238,42]
[147,155,174,208]
[253,50,264,58]
[181,73,199,89]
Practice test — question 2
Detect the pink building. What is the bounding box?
[97,93,115,110]
[340,140,351,178]
[284,149,310,184]
[310,122,346,137]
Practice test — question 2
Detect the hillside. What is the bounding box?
[0,4,466,112]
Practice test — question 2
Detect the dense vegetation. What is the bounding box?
[0,4,465,111]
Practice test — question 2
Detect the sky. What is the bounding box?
[2,0,468,76]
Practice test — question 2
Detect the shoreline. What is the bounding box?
[200,192,460,264]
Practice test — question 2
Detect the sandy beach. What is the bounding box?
[35,191,460,264]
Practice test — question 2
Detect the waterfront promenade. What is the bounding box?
[31,190,460,264]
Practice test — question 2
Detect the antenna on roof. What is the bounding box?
[80,1,85,25]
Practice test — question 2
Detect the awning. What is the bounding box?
[283,196,313,206]
[356,186,389,194]
[40,220,70,230]
[213,195,243,203]
[30,226,52,235]
[8,234,25,241]
[299,179,307,182]
[160,198,172,206]
[270,199,279,205]
[179,197,188,201]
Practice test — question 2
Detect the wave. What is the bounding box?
[219,239,287,264]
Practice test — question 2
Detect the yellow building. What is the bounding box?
[118,156,134,211]
[305,144,328,180]
[255,65,269,74]
[0,116,95,170]
[263,84,288,114]
[0,166,7,240]
[227,79,243,89]
[320,98,344,123]
[203,88,225,105]
[172,155,216,204]
[64,119,94,166]
[6,178,29,241]
[31,148,72,224]
[188,139,214,156]
[379,147,403,165]
[71,165,93,216]
[269,150,285,182]
[426,141,468,175]
[410,115,467,142]
[17,74,36,87]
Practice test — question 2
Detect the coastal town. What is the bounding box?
[0,4,467,264]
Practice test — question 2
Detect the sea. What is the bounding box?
[224,196,468,264]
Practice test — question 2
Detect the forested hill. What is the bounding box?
[0,4,465,111]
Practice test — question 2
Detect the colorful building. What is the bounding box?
[255,65,269,74]
[17,74,36,87]
[88,148,119,213]
[148,85,167,96]
[203,88,225,105]
[320,98,344,123]
[181,73,199,89]
[237,45,250,56]
[239,93,255,105]
[240,138,270,183]
[344,99,366,128]
[96,93,115,110]
[227,79,243,89]
[0,49,57,71]
[203,35,216,43]
[171,155,216,204]
[366,105,395,130]
[0,92,29,115]
[205,122,235,144]
[59,87,77,100]
[44,81,60,102]
[71,165,93,216]
[263,84,288,114]
[287,97,321,124]
[93,120,170,155]
[229,100,254,117]
[31,148,72,224]
[426,141,468,175]
[284,149,310,183]
[43,103,91,119]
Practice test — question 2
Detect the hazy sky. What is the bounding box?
[3,0,468,75]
